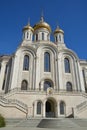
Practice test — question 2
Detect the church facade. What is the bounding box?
[0,16,87,119]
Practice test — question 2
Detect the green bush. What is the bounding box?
[0,114,6,127]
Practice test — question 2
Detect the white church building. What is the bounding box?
[0,16,87,119]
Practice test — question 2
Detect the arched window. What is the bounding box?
[66,82,72,91]
[59,35,61,41]
[36,34,38,41]
[60,101,65,115]
[2,79,5,90]
[47,34,49,41]
[27,32,29,39]
[0,62,1,72]
[21,80,28,90]
[23,55,29,70]
[44,52,50,72]
[64,58,70,73]
[30,33,31,40]
[37,101,42,114]
[42,33,44,40]
[55,36,58,42]
[44,80,52,91]
[23,32,25,39]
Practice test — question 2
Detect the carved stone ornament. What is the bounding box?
[47,87,54,95]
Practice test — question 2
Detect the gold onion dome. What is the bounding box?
[54,26,64,34]
[33,16,51,32]
[22,23,34,32]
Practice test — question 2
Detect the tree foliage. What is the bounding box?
[0,114,6,127]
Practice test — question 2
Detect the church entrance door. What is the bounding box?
[45,99,55,117]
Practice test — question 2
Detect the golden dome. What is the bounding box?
[33,16,51,32]
[22,23,34,32]
[54,26,64,34]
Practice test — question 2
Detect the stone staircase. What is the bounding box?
[6,118,24,127]
[0,96,28,114]
[6,118,42,127]
[37,118,80,128]
[66,107,74,118]
[16,118,42,127]
[70,119,87,127]
[5,118,87,128]
[76,101,87,113]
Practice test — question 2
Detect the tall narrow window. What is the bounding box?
[47,34,49,41]
[27,32,29,39]
[55,36,58,42]
[42,33,44,40]
[82,69,87,92]
[44,52,50,72]
[23,32,25,39]
[0,63,1,72]
[60,101,65,115]
[30,33,31,40]
[64,58,70,73]
[59,35,61,41]
[2,65,8,90]
[21,80,28,90]
[23,55,29,70]
[2,79,5,90]
[44,81,52,91]
[36,34,38,41]
[66,82,72,91]
[37,101,42,114]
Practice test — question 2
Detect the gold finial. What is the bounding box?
[54,21,64,34]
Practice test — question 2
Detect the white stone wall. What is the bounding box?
[0,57,9,92]
[0,105,26,118]
[0,21,87,119]
[1,91,87,118]
[34,28,50,41]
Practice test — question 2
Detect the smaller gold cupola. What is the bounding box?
[22,22,34,41]
[54,26,64,44]
[22,23,34,32]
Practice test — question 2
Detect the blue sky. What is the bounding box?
[0,0,87,59]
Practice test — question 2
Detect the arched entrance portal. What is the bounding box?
[45,99,56,117]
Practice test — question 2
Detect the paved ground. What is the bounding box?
[0,126,87,130]
[1,118,87,130]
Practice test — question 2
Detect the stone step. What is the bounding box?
[16,118,42,127]
[6,118,24,126]
[71,119,87,127]
[6,118,87,128]
[37,118,80,128]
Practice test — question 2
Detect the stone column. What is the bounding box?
[43,102,46,118]
[34,101,37,117]
[41,81,44,91]
[55,103,58,118]
[57,101,60,117]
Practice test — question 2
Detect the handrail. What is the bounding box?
[76,101,87,111]
[82,92,87,98]
[66,107,74,117]
[76,92,87,111]
[3,88,84,99]
[5,87,83,93]
[0,97,28,112]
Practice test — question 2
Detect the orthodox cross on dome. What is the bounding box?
[40,10,44,22]
[56,21,60,29]
[28,17,30,25]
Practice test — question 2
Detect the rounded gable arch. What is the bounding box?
[58,48,79,61]
[36,43,58,56]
